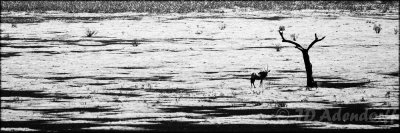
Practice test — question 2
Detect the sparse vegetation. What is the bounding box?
[2,1,397,13]
[85,28,98,37]
[219,23,226,30]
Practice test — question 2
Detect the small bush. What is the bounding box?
[278,26,285,31]
[85,28,98,37]
[394,28,398,35]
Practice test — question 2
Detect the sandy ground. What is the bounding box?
[1,9,399,132]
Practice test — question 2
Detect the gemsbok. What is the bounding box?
[373,24,382,34]
[250,66,271,88]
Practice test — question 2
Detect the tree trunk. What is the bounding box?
[301,50,315,87]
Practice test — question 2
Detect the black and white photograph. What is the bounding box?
[1,1,399,132]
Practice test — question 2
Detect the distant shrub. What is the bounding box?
[394,28,398,35]
[2,33,11,40]
[219,23,226,30]
[85,28,97,37]
[290,33,299,41]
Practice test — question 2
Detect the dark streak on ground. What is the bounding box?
[245,16,294,20]
[11,106,114,114]
[98,92,141,97]
[144,88,197,93]
[27,51,62,54]
[44,76,94,81]
[105,66,156,69]
[316,80,371,88]
[6,45,54,48]
[1,52,22,58]
[109,87,140,91]
[93,76,173,82]
[1,89,48,98]
[160,103,399,125]
[86,83,114,86]
[202,71,219,74]
[239,46,290,50]
[1,89,84,100]
[276,70,305,73]
[379,71,399,77]
[70,49,121,53]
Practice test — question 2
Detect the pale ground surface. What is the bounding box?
[1,8,399,131]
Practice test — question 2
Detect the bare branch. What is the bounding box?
[278,31,305,51]
[307,33,326,50]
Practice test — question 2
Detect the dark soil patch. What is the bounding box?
[1,89,84,100]
[0,120,99,132]
[129,52,143,54]
[379,71,399,77]
[316,80,371,88]
[202,72,219,74]
[1,89,48,98]
[93,76,173,82]
[314,76,344,80]
[7,45,54,48]
[1,17,45,23]
[70,49,120,53]
[144,88,197,93]
[51,72,70,75]
[245,16,293,21]
[47,31,64,34]
[11,106,114,114]
[27,51,62,54]
[319,45,336,47]
[86,83,114,86]
[1,52,22,58]
[105,66,151,69]
[223,70,243,73]
[242,67,260,70]
[160,102,398,125]
[109,87,139,91]
[44,76,94,81]
[240,46,289,50]
[95,39,143,46]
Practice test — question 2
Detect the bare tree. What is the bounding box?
[278,30,325,87]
